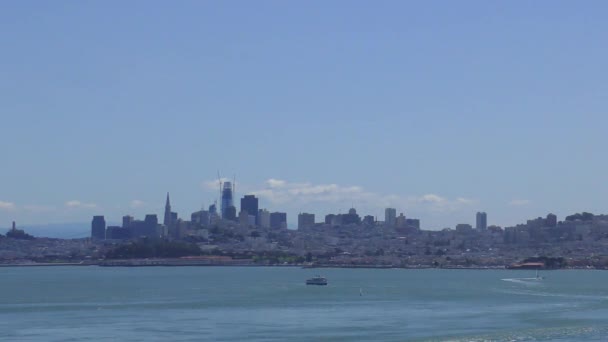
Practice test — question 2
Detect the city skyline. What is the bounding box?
[2,1,608,230]
[0,175,603,232]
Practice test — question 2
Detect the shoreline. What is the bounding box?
[0,261,599,270]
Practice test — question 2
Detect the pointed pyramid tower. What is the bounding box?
[163,192,172,227]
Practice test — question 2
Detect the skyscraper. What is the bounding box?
[396,213,407,228]
[476,212,487,231]
[144,214,160,237]
[91,215,106,240]
[221,182,234,219]
[191,210,210,226]
[240,195,259,223]
[258,209,270,228]
[385,208,397,227]
[163,193,172,227]
[270,212,287,229]
[325,214,336,225]
[225,206,237,221]
[298,213,315,229]
[122,215,134,229]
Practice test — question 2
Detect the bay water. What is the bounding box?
[2,266,608,341]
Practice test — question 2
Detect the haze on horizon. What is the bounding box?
[1,1,607,233]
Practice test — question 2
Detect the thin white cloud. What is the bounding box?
[508,199,530,206]
[130,200,145,209]
[245,179,476,214]
[409,194,477,213]
[267,179,286,188]
[456,197,476,205]
[418,194,446,203]
[23,204,56,212]
[65,200,97,209]
[198,178,477,223]
[0,201,16,211]
[253,179,366,204]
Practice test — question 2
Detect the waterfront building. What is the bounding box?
[298,213,315,229]
[240,195,259,223]
[91,216,106,240]
[385,208,397,227]
[476,212,487,231]
[325,214,336,225]
[221,182,234,219]
[270,212,287,229]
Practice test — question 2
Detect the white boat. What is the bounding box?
[306,275,328,285]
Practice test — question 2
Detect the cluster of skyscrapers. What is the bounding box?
[93,176,509,240]
[91,183,290,240]
[92,184,497,241]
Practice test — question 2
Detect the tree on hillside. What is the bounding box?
[565,212,594,222]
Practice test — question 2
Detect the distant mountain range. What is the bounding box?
[2,222,116,239]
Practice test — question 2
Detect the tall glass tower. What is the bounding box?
[221,182,234,219]
[476,212,487,231]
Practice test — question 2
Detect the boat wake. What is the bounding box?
[501,277,543,285]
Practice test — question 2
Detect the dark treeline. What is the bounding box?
[565,212,594,222]
[105,239,202,259]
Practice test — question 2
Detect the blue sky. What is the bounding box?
[1,1,607,231]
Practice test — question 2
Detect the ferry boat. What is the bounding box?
[306,275,328,285]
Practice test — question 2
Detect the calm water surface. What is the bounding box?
[1,266,608,341]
